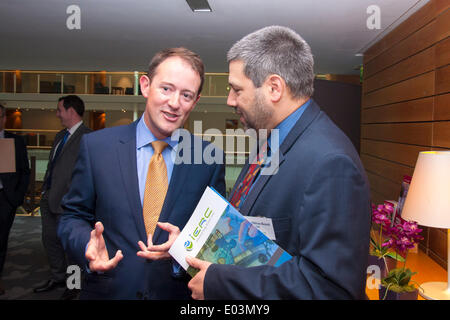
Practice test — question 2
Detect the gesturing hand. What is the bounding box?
[137,222,180,260]
[85,221,123,272]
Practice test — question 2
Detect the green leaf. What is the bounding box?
[385,251,405,262]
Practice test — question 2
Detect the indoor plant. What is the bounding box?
[369,202,405,276]
[378,218,424,300]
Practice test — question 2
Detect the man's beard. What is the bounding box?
[242,90,273,131]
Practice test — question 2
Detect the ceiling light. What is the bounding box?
[186,0,212,12]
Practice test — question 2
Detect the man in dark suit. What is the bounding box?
[0,104,30,296]
[58,48,225,299]
[34,95,91,298]
[186,26,371,299]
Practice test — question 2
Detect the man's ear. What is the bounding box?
[68,107,77,118]
[265,74,284,103]
[193,94,201,106]
[139,75,151,98]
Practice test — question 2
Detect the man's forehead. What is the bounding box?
[228,60,253,86]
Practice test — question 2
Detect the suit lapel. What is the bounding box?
[57,124,86,159]
[50,130,65,161]
[238,100,322,216]
[116,121,147,240]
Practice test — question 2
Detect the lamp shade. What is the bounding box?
[401,151,450,228]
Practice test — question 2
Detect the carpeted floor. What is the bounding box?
[0,215,66,300]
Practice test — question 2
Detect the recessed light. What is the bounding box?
[186,0,212,12]
[355,53,364,57]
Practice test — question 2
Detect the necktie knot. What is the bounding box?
[151,140,168,155]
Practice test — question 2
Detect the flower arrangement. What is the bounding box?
[370,202,424,298]
[370,202,405,264]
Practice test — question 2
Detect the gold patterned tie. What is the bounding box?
[143,140,169,236]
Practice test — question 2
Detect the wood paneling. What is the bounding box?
[361,123,432,146]
[360,140,428,167]
[365,21,437,78]
[361,154,413,184]
[366,172,400,200]
[361,97,433,123]
[363,0,449,64]
[364,71,435,108]
[365,7,450,78]
[436,64,450,94]
[432,121,450,148]
[434,93,450,120]
[429,228,448,264]
[362,1,449,265]
[436,36,450,67]
[364,47,435,94]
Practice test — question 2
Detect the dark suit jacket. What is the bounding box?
[204,100,371,299]
[42,123,92,214]
[58,121,225,299]
[1,132,30,208]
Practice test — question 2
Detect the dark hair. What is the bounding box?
[147,47,205,96]
[58,95,85,117]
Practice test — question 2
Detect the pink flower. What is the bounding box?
[396,236,415,252]
[381,238,395,249]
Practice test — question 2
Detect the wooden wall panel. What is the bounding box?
[364,71,435,108]
[361,123,432,146]
[363,46,435,94]
[434,93,450,120]
[361,154,414,184]
[360,140,428,167]
[361,97,433,123]
[433,121,450,148]
[365,8,450,79]
[436,36,450,67]
[362,0,449,266]
[365,21,437,78]
[436,64,450,94]
[366,172,401,201]
[363,0,449,64]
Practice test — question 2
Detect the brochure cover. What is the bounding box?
[169,186,292,277]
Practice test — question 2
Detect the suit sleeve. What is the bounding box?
[204,153,371,299]
[12,135,30,207]
[58,135,96,268]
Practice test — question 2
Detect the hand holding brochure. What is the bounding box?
[169,186,292,277]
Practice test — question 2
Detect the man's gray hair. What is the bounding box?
[227,25,314,98]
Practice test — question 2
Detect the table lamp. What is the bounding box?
[401,151,450,300]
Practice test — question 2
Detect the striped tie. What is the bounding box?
[229,142,267,209]
[142,140,169,236]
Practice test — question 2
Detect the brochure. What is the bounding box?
[169,186,292,277]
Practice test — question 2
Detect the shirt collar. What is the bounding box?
[268,98,311,150]
[136,115,178,150]
[67,121,83,136]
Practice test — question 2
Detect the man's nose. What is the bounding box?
[168,91,181,109]
[227,91,237,108]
